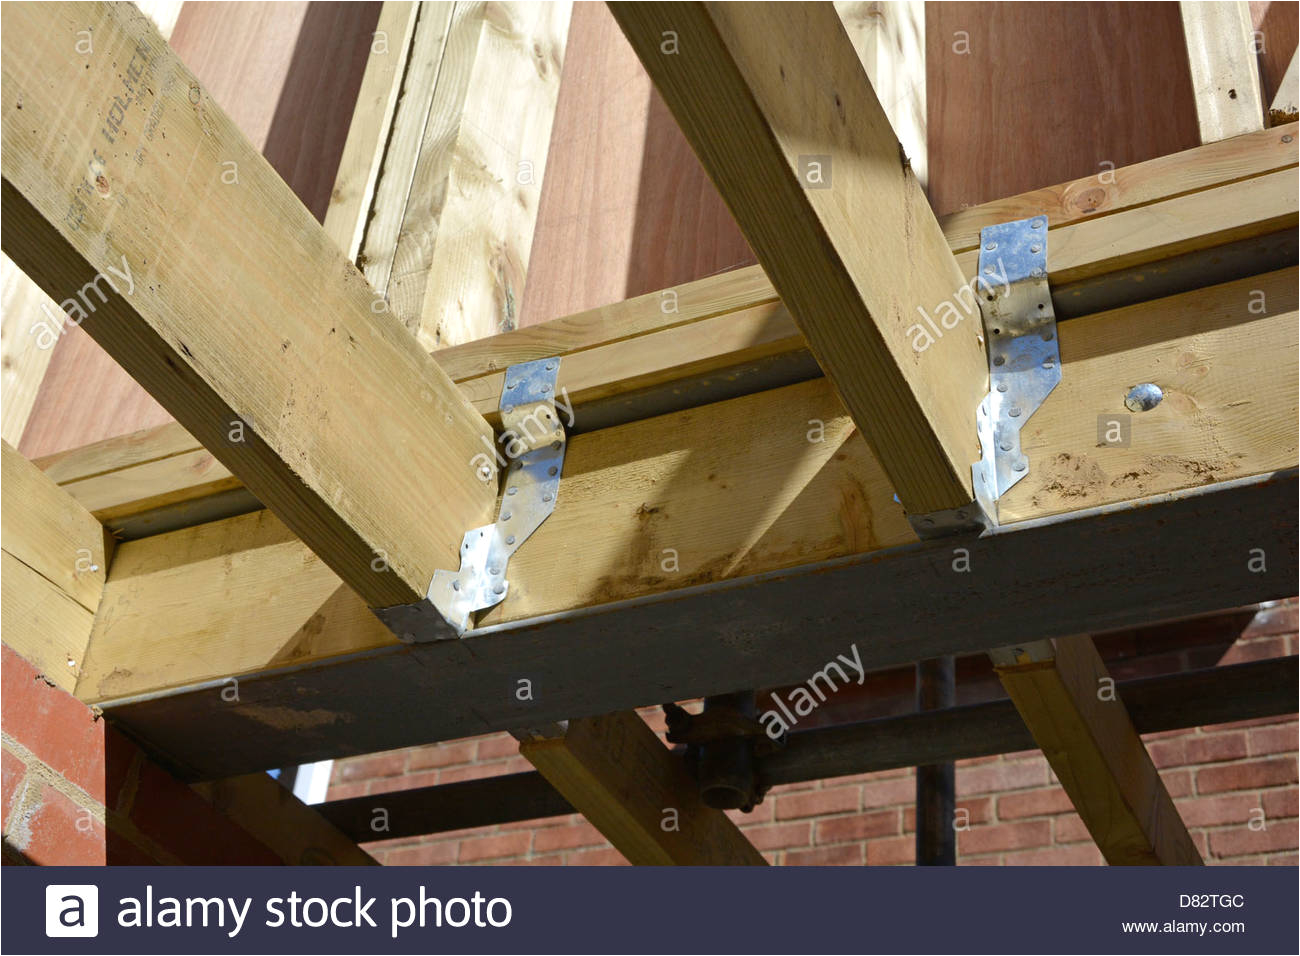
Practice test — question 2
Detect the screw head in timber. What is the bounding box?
[1124,382,1164,412]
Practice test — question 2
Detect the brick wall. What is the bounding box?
[331,603,1299,866]
[1,644,282,865]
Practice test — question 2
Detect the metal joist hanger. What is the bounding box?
[374,357,567,642]
[972,215,1061,522]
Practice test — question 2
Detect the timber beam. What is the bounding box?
[2,440,110,693]
[1180,1,1266,143]
[2,439,376,864]
[996,637,1203,865]
[609,1,988,517]
[0,2,496,610]
[34,124,1299,539]
[518,713,767,865]
[314,656,1300,842]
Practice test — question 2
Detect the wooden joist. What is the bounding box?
[65,261,1298,774]
[1180,1,1266,142]
[610,1,988,516]
[996,637,1203,865]
[0,2,497,609]
[3,441,376,864]
[36,124,1298,536]
[519,713,767,865]
[321,1,421,261]
[835,1,928,187]
[1,441,110,692]
[191,772,378,866]
[68,264,1300,709]
[361,1,573,350]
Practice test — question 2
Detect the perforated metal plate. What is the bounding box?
[376,358,567,640]
[972,216,1060,515]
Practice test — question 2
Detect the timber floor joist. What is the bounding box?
[32,121,1300,539]
[2,1,1296,867]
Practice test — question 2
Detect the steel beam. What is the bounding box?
[105,470,1296,780]
[315,656,1298,842]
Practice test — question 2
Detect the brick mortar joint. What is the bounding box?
[1,733,105,823]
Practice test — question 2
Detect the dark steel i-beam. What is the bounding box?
[106,471,1297,780]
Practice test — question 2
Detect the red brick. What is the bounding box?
[15,785,105,865]
[565,847,629,866]
[745,822,812,851]
[2,747,25,828]
[1212,714,1295,732]
[532,821,606,853]
[1175,794,1259,828]
[785,843,863,866]
[458,831,531,863]
[1220,635,1290,665]
[1197,758,1298,794]
[775,786,860,820]
[1004,843,1104,866]
[401,770,439,790]
[1248,724,1299,757]
[1267,852,1298,865]
[1145,737,1189,769]
[997,787,1075,819]
[958,757,1049,796]
[1161,769,1194,798]
[1241,601,1298,637]
[858,775,914,809]
[815,810,899,844]
[438,763,510,785]
[728,800,774,824]
[1260,788,1298,820]
[407,740,478,771]
[367,772,435,795]
[130,760,280,865]
[335,751,408,782]
[1192,829,1210,856]
[1208,819,1298,858]
[1183,732,1249,765]
[865,836,913,866]
[1054,813,1092,844]
[502,812,572,831]
[1,646,105,802]
[324,781,367,801]
[958,819,1050,855]
[364,777,405,796]
[476,735,520,761]
[385,841,459,866]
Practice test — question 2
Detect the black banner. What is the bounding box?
[4,865,1298,954]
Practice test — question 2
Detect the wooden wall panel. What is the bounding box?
[17,1,379,459]
[924,2,1202,216]
[517,2,755,328]
[1252,1,1300,105]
